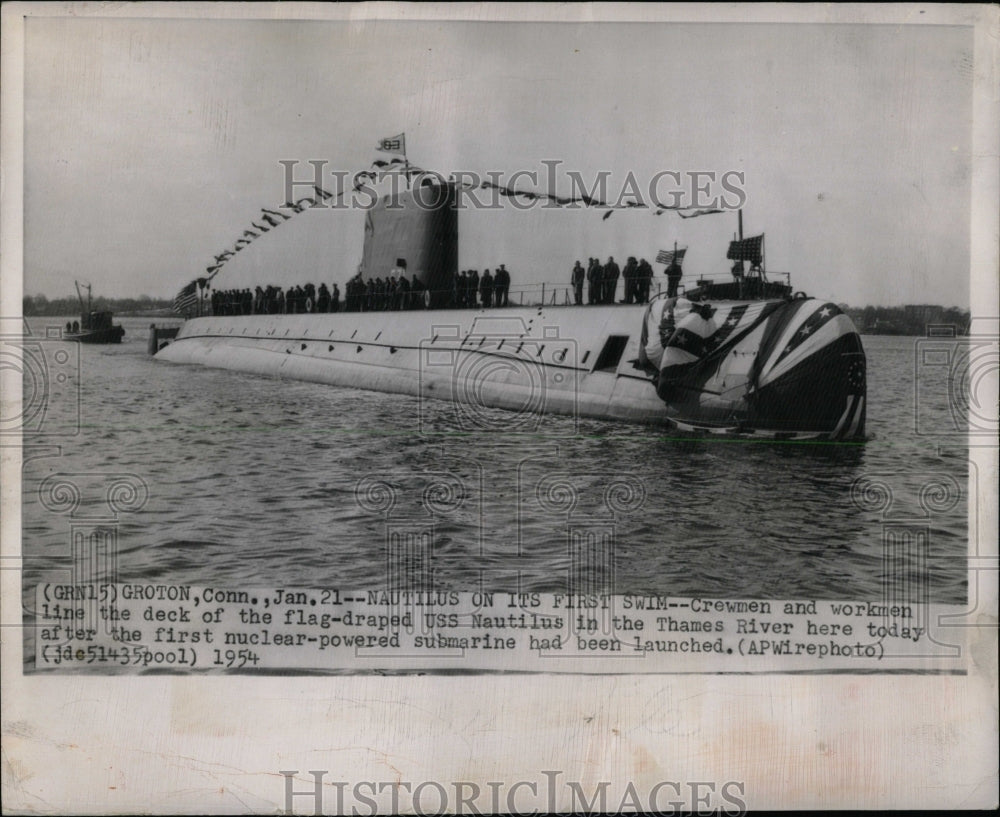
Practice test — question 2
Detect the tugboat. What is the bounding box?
[156,178,866,441]
[65,282,125,344]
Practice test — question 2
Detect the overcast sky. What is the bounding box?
[23,12,974,306]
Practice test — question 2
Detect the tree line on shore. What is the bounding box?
[22,294,176,317]
[837,304,971,335]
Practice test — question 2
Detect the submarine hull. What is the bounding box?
[156,301,866,440]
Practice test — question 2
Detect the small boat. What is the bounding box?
[65,282,125,344]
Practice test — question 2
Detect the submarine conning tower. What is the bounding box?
[359,180,458,308]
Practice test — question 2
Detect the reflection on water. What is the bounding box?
[19,318,968,624]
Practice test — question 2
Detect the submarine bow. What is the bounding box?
[641,296,867,440]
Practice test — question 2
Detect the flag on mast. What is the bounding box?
[727,233,764,265]
[656,247,687,266]
[376,133,406,155]
[172,280,198,314]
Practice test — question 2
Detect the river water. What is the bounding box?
[18,314,969,654]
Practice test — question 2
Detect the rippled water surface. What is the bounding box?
[20,316,969,634]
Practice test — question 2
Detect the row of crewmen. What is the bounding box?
[344,263,514,311]
[207,256,683,315]
[209,262,516,314]
[571,256,682,305]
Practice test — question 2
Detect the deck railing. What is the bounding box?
[202,271,795,315]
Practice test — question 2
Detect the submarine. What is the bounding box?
[155,180,866,441]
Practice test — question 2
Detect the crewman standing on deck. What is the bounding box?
[603,256,620,304]
[637,258,653,302]
[495,264,510,306]
[587,258,602,304]
[480,269,494,308]
[731,261,746,299]
[666,260,682,298]
[467,269,479,308]
[622,257,638,304]
[571,260,585,305]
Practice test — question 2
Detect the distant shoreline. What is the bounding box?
[27,312,184,321]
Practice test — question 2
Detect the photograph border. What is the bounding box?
[2,2,997,811]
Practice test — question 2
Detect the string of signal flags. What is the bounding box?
[195,132,728,288]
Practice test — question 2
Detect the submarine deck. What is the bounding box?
[155,304,673,424]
